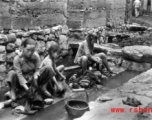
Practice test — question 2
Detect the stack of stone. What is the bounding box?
[0,33,17,87]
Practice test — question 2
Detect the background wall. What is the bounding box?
[107,0,127,27]
[0,0,127,29]
[0,0,67,30]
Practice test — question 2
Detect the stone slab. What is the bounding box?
[69,42,122,56]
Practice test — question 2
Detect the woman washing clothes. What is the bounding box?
[74,30,116,75]
[1,38,54,113]
[40,41,67,97]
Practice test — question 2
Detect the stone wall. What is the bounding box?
[0,33,17,87]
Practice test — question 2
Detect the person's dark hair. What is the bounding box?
[47,41,60,55]
[22,38,36,48]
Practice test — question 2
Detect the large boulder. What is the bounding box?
[122,46,152,63]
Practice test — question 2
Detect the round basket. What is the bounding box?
[65,99,89,118]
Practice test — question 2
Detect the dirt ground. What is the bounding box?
[131,14,152,27]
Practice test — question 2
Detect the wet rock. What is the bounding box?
[35,41,46,54]
[122,45,152,63]
[121,59,151,72]
[6,43,16,52]
[0,45,6,62]
[6,52,16,63]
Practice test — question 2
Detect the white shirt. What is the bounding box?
[133,0,141,8]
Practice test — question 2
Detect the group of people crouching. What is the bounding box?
[0,29,116,114]
[1,38,67,114]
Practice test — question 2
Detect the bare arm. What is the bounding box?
[53,63,64,79]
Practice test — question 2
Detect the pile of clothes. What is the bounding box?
[122,97,142,107]
[69,70,108,89]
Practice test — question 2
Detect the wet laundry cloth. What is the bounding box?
[122,97,142,107]
[12,106,37,116]
[69,70,106,89]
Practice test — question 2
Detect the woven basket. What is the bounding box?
[65,100,89,118]
[65,89,89,118]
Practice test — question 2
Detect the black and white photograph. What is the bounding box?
[0,0,152,120]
